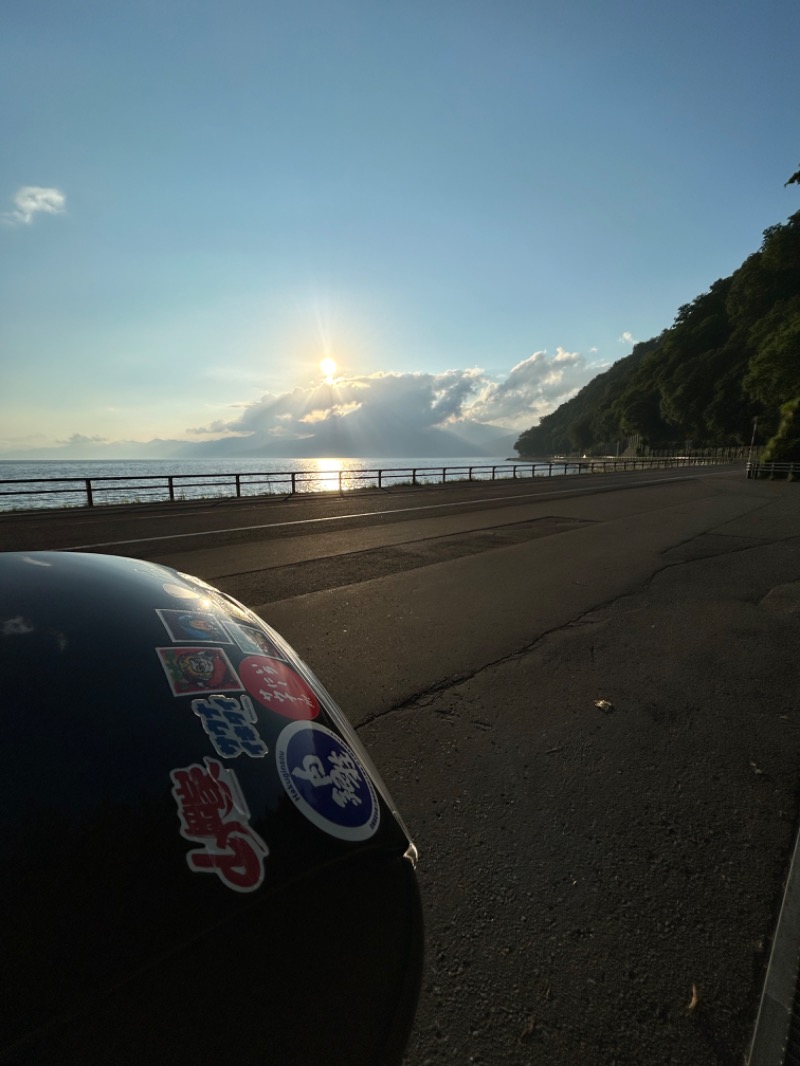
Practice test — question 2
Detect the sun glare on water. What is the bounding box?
[320,357,337,383]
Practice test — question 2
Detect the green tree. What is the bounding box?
[761,399,800,461]
[744,301,800,408]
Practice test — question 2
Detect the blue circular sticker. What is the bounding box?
[275,721,380,841]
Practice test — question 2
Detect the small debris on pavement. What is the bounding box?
[594,699,614,713]
[686,983,699,1013]
[519,1018,537,1044]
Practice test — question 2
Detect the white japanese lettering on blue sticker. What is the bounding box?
[191,694,268,758]
[275,721,380,842]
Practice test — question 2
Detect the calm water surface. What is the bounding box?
[0,457,552,512]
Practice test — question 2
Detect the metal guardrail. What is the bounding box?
[0,456,725,513]
[746,461,800,480]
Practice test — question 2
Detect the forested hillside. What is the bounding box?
[514,210,800,460]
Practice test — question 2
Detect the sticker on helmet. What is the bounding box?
[191,694,268,758]
[176,571,219,590]
[226,621,286,659]
[133,563,173,579]
[275,721,380,841]
[162,582,201,600]
[170,757,269,893]
[239,655,320,720]
[157,646,242,696]
[157,609,232,644]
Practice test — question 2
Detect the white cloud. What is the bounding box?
[299,402,362,424]
[185,419,254,437]
[56,433,108,445]
[192,371,483,441]
[183,351,595,455]
[465,349,589,428]
[618,330,636,346]
[2,186,66,225]
[5,345,604,459]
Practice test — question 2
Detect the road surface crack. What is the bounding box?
[356,534,800,733]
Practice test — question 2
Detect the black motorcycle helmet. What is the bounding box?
[0,551,422,1065]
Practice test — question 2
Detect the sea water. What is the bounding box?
[0,456,551,512]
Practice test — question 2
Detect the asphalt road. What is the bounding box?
[4,464,800,1064]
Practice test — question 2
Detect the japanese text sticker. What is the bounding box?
[275,721,380,841]
[191,694,268,758]
[239,655,320,720]
[170,757,269,893]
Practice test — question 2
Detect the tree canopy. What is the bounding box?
[514,211,800,459]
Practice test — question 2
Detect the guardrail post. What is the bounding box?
[235,474,241,498]
[338,470,343,494]
[512,464,517,479]
[378,469,383,489]
[291,472,296,494]
[469,466,474,481]
[85,479,93,507]
[442,467,447,483]
[412,468,417,486]
[168,476,175,502]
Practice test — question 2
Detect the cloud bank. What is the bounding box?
[2,186,66,225]
[3,349,598,459]
[56,433,108,445]
[182,350,591,457]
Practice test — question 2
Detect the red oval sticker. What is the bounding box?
[239,656,320,720]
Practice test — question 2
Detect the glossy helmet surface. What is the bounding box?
[0,551,422,1065]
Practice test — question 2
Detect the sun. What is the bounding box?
[320,356,337,383]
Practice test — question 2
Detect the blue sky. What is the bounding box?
[1,0,798,458]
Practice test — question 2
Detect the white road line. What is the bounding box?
[59,474,699,551]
